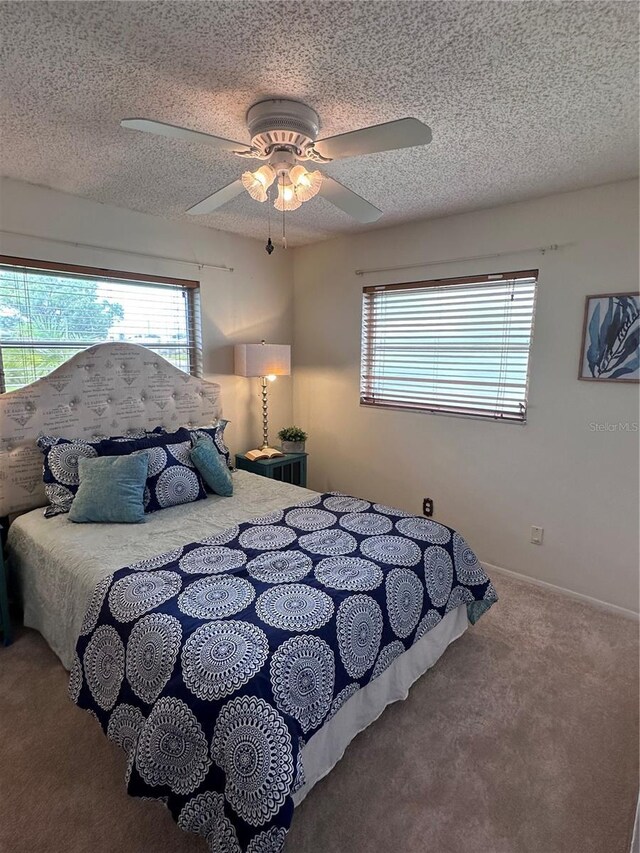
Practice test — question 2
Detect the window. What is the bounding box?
[360,270,537,423]
[0,256,201,393]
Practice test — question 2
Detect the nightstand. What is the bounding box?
[0,526,12,646]
[235,452,308,488]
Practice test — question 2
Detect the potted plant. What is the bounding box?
[278,425,308,454]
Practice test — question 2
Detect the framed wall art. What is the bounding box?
[578,293,639,382]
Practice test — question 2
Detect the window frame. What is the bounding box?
[360,269,538,424]
[0,254,201,394]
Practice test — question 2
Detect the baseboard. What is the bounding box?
[482,561,639,621]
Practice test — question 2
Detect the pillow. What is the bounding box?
[189,420,232,470]
[37,428,194,517]
[134,437,208,512]
[68,454,149,524]
[38,435,104,517]
[190,438,234,497]
[96,427,192,458]
[89,427,207,512]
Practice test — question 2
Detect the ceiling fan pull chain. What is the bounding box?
[281,172,287,249]
[265,186,274,254]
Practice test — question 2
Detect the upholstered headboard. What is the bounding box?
[0,342,222,516]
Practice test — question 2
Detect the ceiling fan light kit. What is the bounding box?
[120,97,432,247]
[241,156,322,211]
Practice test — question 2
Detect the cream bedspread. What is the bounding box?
[8,470,316,670]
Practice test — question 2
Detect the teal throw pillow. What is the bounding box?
[69,453,149,524]
[190,438,233,497]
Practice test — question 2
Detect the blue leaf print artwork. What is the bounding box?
[583,295,639,380]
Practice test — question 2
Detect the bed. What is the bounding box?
[2,343,497,853]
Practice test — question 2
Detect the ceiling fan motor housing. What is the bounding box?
[246,99,320,157]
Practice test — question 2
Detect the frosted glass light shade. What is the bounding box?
[234,343,291,377]
[289,165,322,202]
[241,165,276,202]
[274,181,301,211]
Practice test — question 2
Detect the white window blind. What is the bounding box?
[0,256,201,393]
[360,270,537,423]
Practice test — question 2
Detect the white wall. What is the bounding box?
[0,177,294,457]
[2,176,637,611]
[292,180,640,612]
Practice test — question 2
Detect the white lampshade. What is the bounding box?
[234,342,291,377]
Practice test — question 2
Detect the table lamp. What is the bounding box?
[234,340,291,454]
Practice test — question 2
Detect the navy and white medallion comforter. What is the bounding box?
[72,493,497,853]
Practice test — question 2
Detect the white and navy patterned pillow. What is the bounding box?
[37,428,203,517]
[189,420,232,470]
[138,439,207,512]
[37,435,103,517]
[99,429,208,513]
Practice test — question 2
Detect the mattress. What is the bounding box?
[8,469,470,810]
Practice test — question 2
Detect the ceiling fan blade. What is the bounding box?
[315,117,432,161]
[120,118,252,154]
[319,176,382,223]
[187,180,245,215]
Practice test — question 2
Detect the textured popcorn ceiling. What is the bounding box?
[0,1,637,246]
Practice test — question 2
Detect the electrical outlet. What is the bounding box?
[423,498,434,517]
[530,525,544,545]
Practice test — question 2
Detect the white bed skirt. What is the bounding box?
[294,604,468,805]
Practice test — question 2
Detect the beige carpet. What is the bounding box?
[0,573,637,853]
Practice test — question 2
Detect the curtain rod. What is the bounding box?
[0,229,234,273]
[354,243,575,276]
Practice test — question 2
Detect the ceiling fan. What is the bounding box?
[121,99,432,224]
